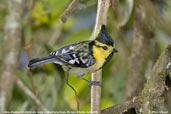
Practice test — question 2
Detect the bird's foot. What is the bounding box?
[88,81,102,86]
[77,76,102,86]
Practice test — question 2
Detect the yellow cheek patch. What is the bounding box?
[93,46,105,68]
[92,41,113,68]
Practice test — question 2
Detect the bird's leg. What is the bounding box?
[77,75,101,86]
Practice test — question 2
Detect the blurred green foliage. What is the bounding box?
[0,0,171,112]
[31,0,70,26]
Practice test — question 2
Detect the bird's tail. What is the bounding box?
[28,55,57,68]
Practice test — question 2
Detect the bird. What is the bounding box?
[28,25,117,85]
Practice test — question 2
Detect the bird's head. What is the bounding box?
[96,25,114,47]
[92,25,118,67]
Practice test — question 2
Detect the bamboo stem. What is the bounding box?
[90,0,110,114]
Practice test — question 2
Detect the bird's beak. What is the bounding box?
[113,48,118,53]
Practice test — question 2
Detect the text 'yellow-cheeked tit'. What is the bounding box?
[28,25,117,85]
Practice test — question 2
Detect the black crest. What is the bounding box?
[96,25,114,46]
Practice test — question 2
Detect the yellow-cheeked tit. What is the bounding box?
[28,25,117,84]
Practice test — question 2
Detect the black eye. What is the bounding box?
[102,46,108,50]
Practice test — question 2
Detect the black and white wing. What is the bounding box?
[50,41,95,68]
